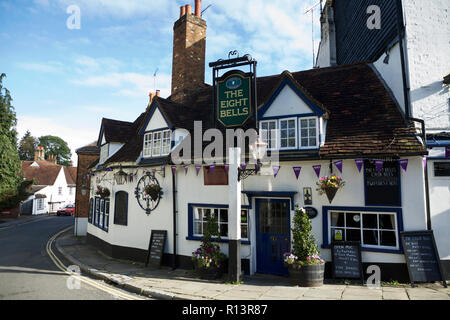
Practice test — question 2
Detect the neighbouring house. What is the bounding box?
[74,141,100,236]
[84,0,432,282]
[316,0,450,279]
[21,146,77,215]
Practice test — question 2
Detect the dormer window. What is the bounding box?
[299,117,318,148]
[143,129,171,158]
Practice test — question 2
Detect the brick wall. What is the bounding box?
[75,153,99,218]
[171,12,206,103]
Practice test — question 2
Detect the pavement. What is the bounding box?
[55,228,450,300]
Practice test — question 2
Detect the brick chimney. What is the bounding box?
[34,146,45,161]
[171,0,206,103]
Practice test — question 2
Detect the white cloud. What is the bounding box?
[17,62,63,73]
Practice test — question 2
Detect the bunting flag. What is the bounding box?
[273,165,281,178]
[446,147,450,159]
[374,160,384,173]
[399,159,409,173]
[293,166,302,180]
[151,168,156,176]
[105,168,113,172]
[423,156,427,169]
[195,165,202,176]
[171,165,177,175]
[313,165,321,178]
[224,164,230,174]
[184,165,189,175]
[333,160,343,174]
[240,163,247,171]
[355,159,364,173]
[209,164,216,173]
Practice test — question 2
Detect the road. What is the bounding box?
[0,215,149,300]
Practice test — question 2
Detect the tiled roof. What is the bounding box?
[64,166,77,185]
[21,161,62,186]
[76,141,100,155]
[98,62,425,165]
[100,118,134,144]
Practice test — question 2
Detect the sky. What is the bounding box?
[0,0,322,166]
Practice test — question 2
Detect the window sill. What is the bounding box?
[186,236,250,245]
[321,244,403,254]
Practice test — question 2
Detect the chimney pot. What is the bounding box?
[185,4,192,15]
[180,6,186,17]
[149,92,155,102]
[195,0,201,17]
[156,90,160,97]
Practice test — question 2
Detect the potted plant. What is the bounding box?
[316,175,345,204]
[284,207,325,287]
[144,184,162,201]
[95,186,110,198]
[192,214,227,280]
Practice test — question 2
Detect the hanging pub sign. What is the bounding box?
[210,53,257,129]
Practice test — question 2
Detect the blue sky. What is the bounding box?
[0,0,321,165]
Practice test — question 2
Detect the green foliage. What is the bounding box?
[18,130,38,161]
[0,73,22,203]
[0,180,33,211]
[291,206,319,262]
[38,135,72,166]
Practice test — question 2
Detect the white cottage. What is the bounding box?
[85,1,429,282]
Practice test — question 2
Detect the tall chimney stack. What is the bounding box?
[171,1,206,103]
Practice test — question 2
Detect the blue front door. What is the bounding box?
[256,199,290,276]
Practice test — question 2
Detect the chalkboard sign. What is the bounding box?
[145,230,167,268]
[331,242,363,283]
[401,231,447,288]
[364,160,401,206]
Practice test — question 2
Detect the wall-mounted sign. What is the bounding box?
[303,187,312,205]
[216,70,253,127]
[364,160,400,206]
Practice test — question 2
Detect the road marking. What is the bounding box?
[46,227,147,300]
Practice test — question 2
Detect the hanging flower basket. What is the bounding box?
[144,184,161,201]
[96,186,110,198]
[316,176,345,204]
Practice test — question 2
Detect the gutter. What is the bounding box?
[172,167,178,270]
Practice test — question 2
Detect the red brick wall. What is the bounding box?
[75,153,99,218]
[171,13,206,103]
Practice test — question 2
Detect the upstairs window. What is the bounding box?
[143,129,171,158]
[280,118,297,149]
[299,117,318,148]
[260,120,277,150]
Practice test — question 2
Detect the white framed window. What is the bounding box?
[299,117,318,148]
[143,130,171,158]
[58,187,62,195]
[279,118,297,149]
[143,133,152,157]
[260,120,278,150]
[193,207,249,240]
[100,144,109,163]
[330,211,399,249]
[37,198,44,211]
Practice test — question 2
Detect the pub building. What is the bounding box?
[84,1,430,282]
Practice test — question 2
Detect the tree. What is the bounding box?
[0,73,22,199]
[38,135,72,166]
[18,130,38,161]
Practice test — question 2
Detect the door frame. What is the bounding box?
[255,198,291,275]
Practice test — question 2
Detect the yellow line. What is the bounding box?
[46,227,146,300]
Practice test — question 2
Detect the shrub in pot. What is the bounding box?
[284,207,325,287]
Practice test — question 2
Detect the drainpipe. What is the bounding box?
[172,167,178,269]
[395,0,410,119]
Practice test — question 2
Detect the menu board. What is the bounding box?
[401,231,447,288]
[331,242,363,282]
[145,230,167,268]
[364,160,400,206]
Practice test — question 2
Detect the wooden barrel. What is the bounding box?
[289,264,325,287]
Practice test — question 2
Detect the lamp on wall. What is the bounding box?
[238,138,268,181]
[114,165,128,185]
[80,185,90,196]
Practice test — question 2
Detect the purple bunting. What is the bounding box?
[224,164,230,174]
[423,156,427,169]
[273,165,281,178]
[355,159,364,173]
[184,165,189,175]
[209,164,216,173]
[333,160,343,174]
[151,168,156,176]
[240,163,247,171]
[105,168,113,172]
[171,165,177,175]
[195,165,202,176]
[293,166,302,180]
[374,160,384,174]
[399,159,408,173]
[313,165,321,178]
[446,147,450,159]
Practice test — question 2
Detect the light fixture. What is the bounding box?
[80,185,90,196]
[114,165,128,185]
[238,138,268,181]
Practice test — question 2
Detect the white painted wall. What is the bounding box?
[88,156,427,274]
[427,158,450,260]
[262,85,315,118]
[46,167,75,212]
[74,217,88,236]
[145,108,168,131]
